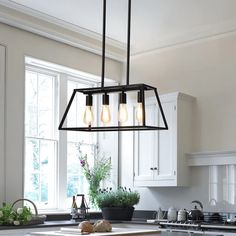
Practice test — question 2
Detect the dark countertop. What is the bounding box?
[0,211,158,231]
[0,220,157,230]
[0,220,80,230]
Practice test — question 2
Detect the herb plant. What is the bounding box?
[96,187,140,209]
[0,203,32,226]
[79,152,112,207]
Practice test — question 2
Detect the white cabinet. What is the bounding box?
[134,92,195,187]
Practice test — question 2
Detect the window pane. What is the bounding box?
[38,74,55,139]
[24,138,40,201]
[25,71,38,137]
[25,71,55,139]
[25,138,57,209]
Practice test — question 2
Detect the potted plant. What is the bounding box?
[96,187,140,221]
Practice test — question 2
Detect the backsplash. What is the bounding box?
[209,165,236,211]
[135,165,236,213]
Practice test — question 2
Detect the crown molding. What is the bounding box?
[132,19,236,58]
[187,150,236,166]
[0,1,126,62]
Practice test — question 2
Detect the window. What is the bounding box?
[24,58,117,211]
[24,69,58,209]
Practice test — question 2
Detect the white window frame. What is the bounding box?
[24,66,60,210]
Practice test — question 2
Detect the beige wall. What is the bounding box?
[130,35,236,152]
[120,35,236,211]
[0,22,122,203]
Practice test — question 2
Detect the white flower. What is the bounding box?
[8,218,14,223]
[0,210,3,218]
[17,208,23,215]
[26,215,32,221]
[13,220,20,226]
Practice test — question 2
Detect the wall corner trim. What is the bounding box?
[187,150,236,166]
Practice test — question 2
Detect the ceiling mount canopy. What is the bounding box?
[58,0,168,132]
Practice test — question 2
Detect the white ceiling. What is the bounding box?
[3,0,236,55]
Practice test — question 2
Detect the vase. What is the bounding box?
[101,207,134,221]
[88,182,100,208]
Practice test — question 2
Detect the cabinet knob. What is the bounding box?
[150,167,154,170]
[153,167,158,170]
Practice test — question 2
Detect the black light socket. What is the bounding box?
[119,92,127,104]
[102,94,109,105]
[85,95,93,106]
[137,91,144,103]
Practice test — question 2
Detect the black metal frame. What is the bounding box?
[58,83,168,132]
[58,0,168,132]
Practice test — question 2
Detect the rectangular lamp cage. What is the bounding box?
[58,83,168,132]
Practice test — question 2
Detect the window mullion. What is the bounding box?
[36,73,39,137]
[58,73,68,210]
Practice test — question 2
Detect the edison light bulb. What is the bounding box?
[136,102,143,125]
[83,106,94,125]
[83,95,93,126]
[118,104,128,123]
[118,92,128,124]
[101,94,111,125]
[136,91,144,125]
[101,105,111,125]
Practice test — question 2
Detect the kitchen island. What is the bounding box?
[0,223,223,236]
[0,214,227,236]
[29,228,222,236]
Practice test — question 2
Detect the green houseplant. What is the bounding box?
[79,153,112,207]
[0,203,32,226]
[96,187,140,221]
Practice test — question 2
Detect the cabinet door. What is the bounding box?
[156,101,176,182]
[134,102,157,182]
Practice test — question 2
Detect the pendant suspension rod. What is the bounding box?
[126,0,131,86]
[101,0,106,88]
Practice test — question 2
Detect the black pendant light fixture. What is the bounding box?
[58,0,168,132]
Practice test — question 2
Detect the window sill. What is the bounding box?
[38,209,101,215]
[40,211,102,222]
